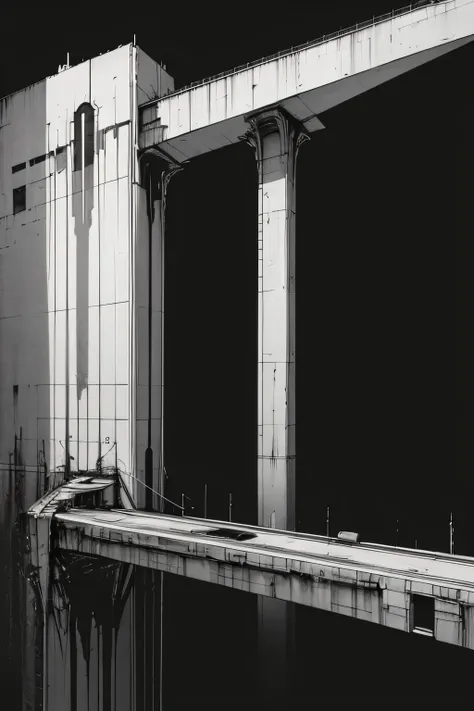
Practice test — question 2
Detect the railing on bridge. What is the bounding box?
[144,2,446,103]
[25,475,474,655]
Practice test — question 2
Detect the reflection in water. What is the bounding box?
[59,553,133,711]
[25,556,474,709]
[2,495,474,711]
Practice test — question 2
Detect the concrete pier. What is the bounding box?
[244,106,308,531]
[244,107,308,698]
[136,151,181,511]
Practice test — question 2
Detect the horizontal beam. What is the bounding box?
[54,509,474,650]
[139,0,474,162]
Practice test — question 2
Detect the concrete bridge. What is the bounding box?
[25,474,474,709]
[2,1,474,709]
[30,476,474,645]
[140,0,473,163]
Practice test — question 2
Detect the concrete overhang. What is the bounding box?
[26,476,474,650]
[139,0,474,162]
[53,508,474,648]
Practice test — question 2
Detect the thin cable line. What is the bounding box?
[117,470,184,511]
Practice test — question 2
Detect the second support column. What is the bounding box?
[245,107,308,531]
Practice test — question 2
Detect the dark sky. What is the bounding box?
[1,3,473,553]
[1,2,406,96]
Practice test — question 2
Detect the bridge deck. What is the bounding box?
[56,508,474,590]
[53,507,474,649]
[27,475,474,649]
[139,0,474,162]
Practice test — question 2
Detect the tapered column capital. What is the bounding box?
[242,106,310,167]
[242,106,305,532]
[139,148,183,197]
[161,161,182,189]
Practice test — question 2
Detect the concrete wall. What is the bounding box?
[136,47,175,105]
[0,46,175,703]
[0,44,174,500]
[0,45,132,491]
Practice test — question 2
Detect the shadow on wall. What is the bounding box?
[52,551,136,710]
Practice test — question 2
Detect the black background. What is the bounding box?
[2,2,474,707]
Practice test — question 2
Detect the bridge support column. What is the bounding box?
[244,107,308,703]
[132,567,163,711]
[244,108,308,531]
[136,155,182,511]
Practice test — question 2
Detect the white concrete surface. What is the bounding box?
[0,45,174,509]
[140,0,474,161]
[54,507,474,650]
[243,108,308,530]
[56,509,474,588]
[134,158,181,509]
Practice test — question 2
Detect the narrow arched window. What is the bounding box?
[73,103,94,171]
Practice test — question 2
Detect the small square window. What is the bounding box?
[56,146,67,173]
[13,186,26,215]
[12,162,26,174]
[413,594,434,636]
[29,154,46,167]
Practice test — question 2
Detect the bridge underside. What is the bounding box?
[142,37,471,162]
[140,0,474,162]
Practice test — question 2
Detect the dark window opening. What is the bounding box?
[29,154,46,167]
[12,162,26,174]
[195,527,257,542]
[13,186,26,215]
[73,103,94,171]
[413,594,435,635]
[56,146,67,173]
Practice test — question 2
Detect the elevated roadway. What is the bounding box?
[44,495,474,650]
[25,474,474,711]
[140,0,474,161]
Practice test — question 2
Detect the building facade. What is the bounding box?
[0,44,175,507]
[0,45,176,706]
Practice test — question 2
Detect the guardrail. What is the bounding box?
[147,2,449,103]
